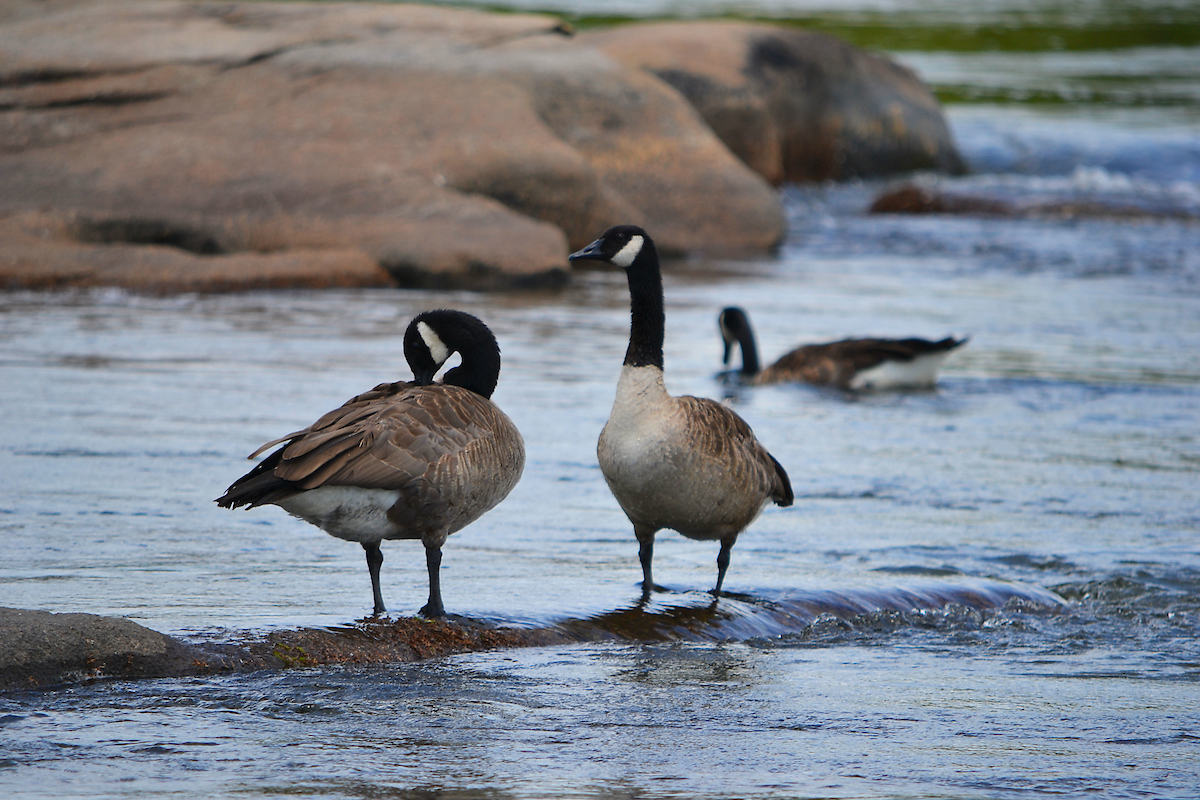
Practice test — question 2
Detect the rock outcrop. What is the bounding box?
[580,21,965,185]
[0,0,786,291]
[0,1,963,292]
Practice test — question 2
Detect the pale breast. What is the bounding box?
[598,390,777,541]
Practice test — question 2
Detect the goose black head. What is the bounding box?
[718,307,751,365]
[717,306,759,376]
[568,225,653,270]
[572,225,665,370]
[404,309,502,398]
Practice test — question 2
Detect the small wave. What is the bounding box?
[554,579,1064,644]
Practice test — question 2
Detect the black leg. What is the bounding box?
[712,536,736,598]
[635,526,656,603]
[419,545,445,618]
[363,542,385,615]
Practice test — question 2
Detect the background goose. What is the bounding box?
[215,309,525,618]
[570,226,793,601]
[719,306,967,390]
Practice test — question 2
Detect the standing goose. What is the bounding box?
[215,309,525,618]
[570,226,793,601]
[719,306,967,390]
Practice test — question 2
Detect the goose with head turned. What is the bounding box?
[570,226,793,601]
[719,306,967,391]
[216,309,525,618]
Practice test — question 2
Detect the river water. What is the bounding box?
[2,1,1199,798]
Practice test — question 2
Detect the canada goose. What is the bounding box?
[570,226,793,601]
[215,309,525,618]
[719,306,967,390]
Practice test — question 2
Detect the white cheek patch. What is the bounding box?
[417,320,451,366]
[611,235,644,268]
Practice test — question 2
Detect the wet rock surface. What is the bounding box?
[0,607,212,691]
[871,184,1200,222]
[0,607,570,690]
[2,577,1063,691]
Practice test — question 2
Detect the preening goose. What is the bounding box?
[719,306,966,390]
[570,226,793,601]
[215,309,525,618]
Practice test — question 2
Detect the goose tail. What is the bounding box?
[769,454,794,507]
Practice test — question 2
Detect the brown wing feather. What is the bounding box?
[274,386,502,490]
[218,383,525,526]
[674,396,792,506]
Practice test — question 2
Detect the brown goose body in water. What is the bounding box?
[570,226,793,601]
[216,310,525,618]
[719,306,966,390]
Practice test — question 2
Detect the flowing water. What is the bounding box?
[2,1,1199,797]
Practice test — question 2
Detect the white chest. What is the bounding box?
[278,486,405,543]
[598,366,679,484]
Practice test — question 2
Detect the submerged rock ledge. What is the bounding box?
[0,0,961,293]
[871,184,1200,223]
[2,578,1062,691]
[0,607,571,691]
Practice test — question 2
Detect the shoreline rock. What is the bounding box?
[0,1,963,293]
[580,21,965,185]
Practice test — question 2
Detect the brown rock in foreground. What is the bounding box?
[0,0,787,292]
[581,21,965,185]
[0,607,212,690]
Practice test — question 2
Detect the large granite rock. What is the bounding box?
[0,2,963,292]
[0,0,785,291]
[580,21,965,185]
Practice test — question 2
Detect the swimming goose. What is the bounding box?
[215,309,525,618]
[719,306,966,390]
[570,226,793,601]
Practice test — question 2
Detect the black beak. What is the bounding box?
[722,338,733,366]
[568,239,607,262]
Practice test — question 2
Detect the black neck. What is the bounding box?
[624,245,665,370]
[736,327,760,375]
[442,345,500,399]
